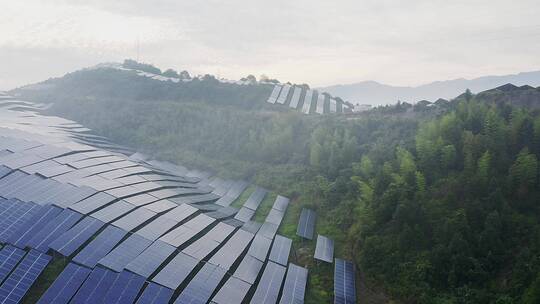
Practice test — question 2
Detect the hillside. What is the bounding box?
[11,64,540,303]
[320,71,540,106]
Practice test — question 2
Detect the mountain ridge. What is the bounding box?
[319,70,540,106]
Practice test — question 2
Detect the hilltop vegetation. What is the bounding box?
[13,66,540,303]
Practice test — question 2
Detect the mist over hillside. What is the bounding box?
[320,70,540,106]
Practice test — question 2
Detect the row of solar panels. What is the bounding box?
[266,84,353,114]
[295,207,356,303]
[0,100,311,303]
[0,189,306,303]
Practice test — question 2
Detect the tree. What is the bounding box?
[509,148,538,196]
[162,69,179,78]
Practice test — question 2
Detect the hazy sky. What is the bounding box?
[1,0,540,90]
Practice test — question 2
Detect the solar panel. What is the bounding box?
[48,216,105,256]
[135,216,178,241]
[0,250,51,304]
[242,187,267,210]
[102,270,145,303]
[247,234,272,261]
[9,204,63,248]
[289,87,303,109]
[0,201,41,243]
[234,254,264,284]
[211,275,251,304]
[330,98,337,113]
[315,92,325,114]
[296,208,316,240]
[69,192,116,214]
[314,235,334,263]
[334,259,356,304]
[182,223,236,260]
[266,85,282,104]
[160,203,198,222]
[250,261,286,304]
[276,84,291,105]
[0,246,26,283]
[175,262,227,304]
[241,220,261,234]
[234,207,255,222]
[91,201,137,223]
[258,222,278,240]
[269,235,292,266]
[279,263,308,304]
[272,195,289,211]
[143,199,177,213]
[152,252,198,290]
[72,225,127,268]
[265,208,285,226]
[70,267,118,304]
[98,234,153,272]
[301,90,314,114]
[125,240,176,278]
[26,209,82,252]
[112,207,157,231]
[37,263,91,304]
[209,229,254,270]
[160,214,215,247]
[136,282,174,304]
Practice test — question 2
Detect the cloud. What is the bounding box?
[1,0,539,90]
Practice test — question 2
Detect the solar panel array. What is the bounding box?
[265,84,354,114]
[314,234,335,263]
[334,258,356,304]
[0,95,316,303]
[296,208,316,240]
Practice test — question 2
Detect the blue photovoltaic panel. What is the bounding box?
[0,201,41,243]
[334,259,356,304]
[279,263,308,304]
[9,204,63,248]
[296,208,316,240]
[136,282,174,304]
[71,267,118,304]
[135,216,178,241]
[174,263,227,304]
[314,235,334,263]
[233,254,263,284]
[211,276,251,304]
[102,270,145,304]
[288,86,303,109]
[37,263,91,304]
[112,207,157,231]
[0,250,51,304]
[152,252,199,290]
[265,208,285,226]
[269,235,292,266]
[72,225,127,268]
[250,261,286,304]
[247,234,272,262]
[26,209,82,252]
[98,234,153,272]
[0,246,26,283]
[125,240,176,278]
[68,192,116,215]
[90,201,136,223]
[209,229,254,270]
[48,216,105,256]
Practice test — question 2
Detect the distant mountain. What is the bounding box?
[319,71,540,106]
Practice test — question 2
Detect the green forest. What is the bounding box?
[14,67,540,303]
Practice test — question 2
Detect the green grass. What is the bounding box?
[230,185,256,209]
[22,255,69,304]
